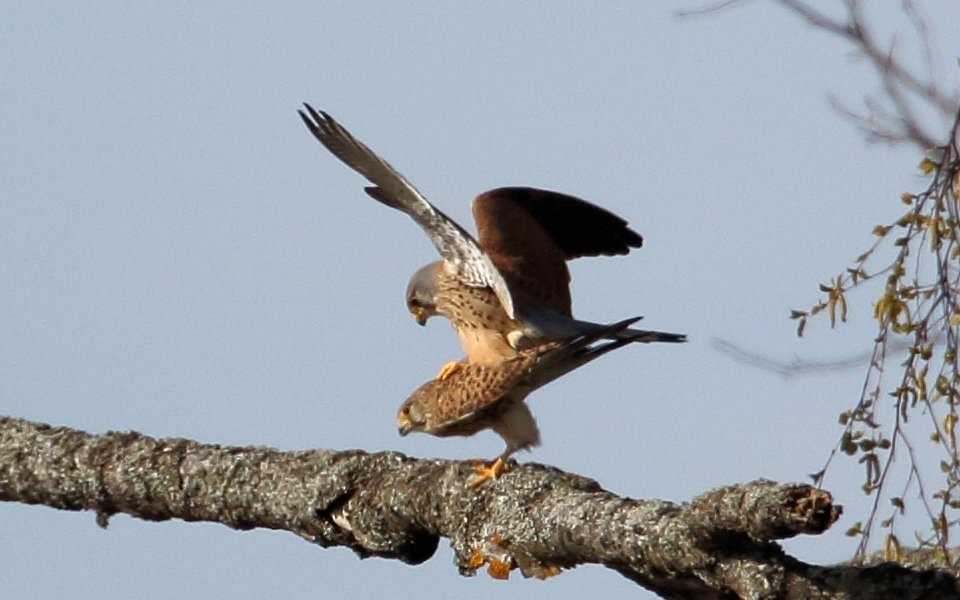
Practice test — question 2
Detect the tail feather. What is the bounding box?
[520,307,686,347]
[619,327,686,344]
[525,316,652,390]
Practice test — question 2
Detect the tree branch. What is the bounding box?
[774,0,956,149]
[1,415,956,598]
[678,0,959,148]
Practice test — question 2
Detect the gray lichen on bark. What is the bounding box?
[0,416,957,599]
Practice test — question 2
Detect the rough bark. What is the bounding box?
[0,416,956,599]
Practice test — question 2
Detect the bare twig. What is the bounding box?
[673,0,752,19]
[710,338,908,379]
[775,0,956,148]
[679,0,958,147]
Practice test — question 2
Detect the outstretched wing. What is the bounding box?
[298,104,516,318]
[475,187,643,260]
[470,187,645,315]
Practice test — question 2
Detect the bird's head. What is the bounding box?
[397,390,429,436]
[406,262,441,326]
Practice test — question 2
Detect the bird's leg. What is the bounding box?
[435,360,464,381]
[468,448,515,487]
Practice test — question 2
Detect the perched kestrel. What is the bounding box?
[396,317,647,485]
[298,105,685,369]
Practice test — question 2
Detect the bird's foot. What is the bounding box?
[436,360,464,381]
[487,559,512,580]
[466,534,563,580]
[467,535,512,579]
[468,457,509,487]
[467,547,486,569]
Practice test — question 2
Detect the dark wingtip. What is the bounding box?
[297,108,313,130]
[300,102,320,119]
[298,103,337,132]
[298,102,323,136]
[481,187,646,258]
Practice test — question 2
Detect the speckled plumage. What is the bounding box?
[399,344,546,444]
[431,263,520,363]
[396,318,647,469]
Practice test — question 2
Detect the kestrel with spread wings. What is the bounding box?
[298,105,685,370]
[397,317,646,485]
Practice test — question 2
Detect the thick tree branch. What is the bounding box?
[0,415,956,599]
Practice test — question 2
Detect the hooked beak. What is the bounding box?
[397,415,413,436]
[411,308,428,327]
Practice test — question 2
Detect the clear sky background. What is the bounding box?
[2,2,958,599]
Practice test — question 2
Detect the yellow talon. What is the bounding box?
[467,535,516,579]
[469,457,508,487]
[436,360,464,381]
[467,548,485,569]
[487,560,511,580]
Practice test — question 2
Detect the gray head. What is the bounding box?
[406,261,441,326]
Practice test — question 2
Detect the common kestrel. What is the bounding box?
[396,317,647,485]
[298,106,685,370]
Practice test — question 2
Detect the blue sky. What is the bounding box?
[2,2,958,598]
